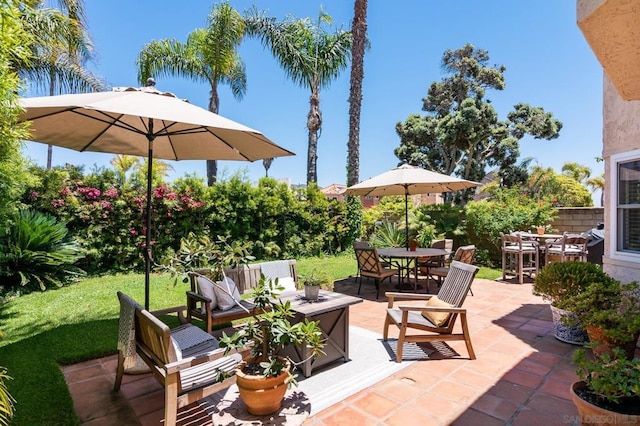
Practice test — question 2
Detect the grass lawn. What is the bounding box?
[0,255,500,425]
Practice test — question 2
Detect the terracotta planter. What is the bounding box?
[586,326,638,360]
[304,285,320,301]
[570,381,640,425]
[235,358,291,415]
[550,304,589,345]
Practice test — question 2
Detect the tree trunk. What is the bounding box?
[306,86,322,184]
[347,0,367,187]
[207,85,221,186]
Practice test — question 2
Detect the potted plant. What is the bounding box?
[570,348,640,424]
[533,262,610,345]
[562,278,640,360]
[300,270,333,301]
[219,275,325,415]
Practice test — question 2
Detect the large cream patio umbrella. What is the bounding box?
[345,164,479,250]
[18,81,294,309]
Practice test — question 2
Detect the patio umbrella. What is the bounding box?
[18,81,294,309]
[345,164,479,250]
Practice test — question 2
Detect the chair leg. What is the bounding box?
[165,375,179,426]
[502,249,507,280]
[396,324,407,363]
[375,278,380,299]
[357,275,362,295]
[460,312,476,360]
[113,351,125,391]
[383,314,391,341]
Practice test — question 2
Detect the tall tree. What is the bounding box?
[346,0,367,187]
[1,0,35,223]
[17,0,105,169]
[137,1,246,186]
[346,0,367,244]
[586,173,605,207]
[245,8,352,184]
[395,44,562,201]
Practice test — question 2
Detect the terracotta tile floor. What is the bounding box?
[63,275,597,425]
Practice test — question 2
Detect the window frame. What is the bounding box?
[610,149,640,262]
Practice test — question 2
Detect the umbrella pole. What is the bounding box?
[144,126,155,311]
[405,186,409,251]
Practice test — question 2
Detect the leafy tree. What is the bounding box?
[395,44,562,202]
[137,0,247,186]
[245,7,352,184]
[562,161,591,184]
[526,165,593,207]
[0,0,36,223]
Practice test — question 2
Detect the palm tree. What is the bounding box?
[245,8,352,184]
[347,0,367,188]
[137,1,246,186]
[586,173,605,207]
[17,1,106,169]
[562,161,591,184]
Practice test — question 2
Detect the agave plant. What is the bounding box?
[0,209,85,291]
[370,221,405,248]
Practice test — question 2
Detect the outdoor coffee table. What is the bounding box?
[277,290,363,377]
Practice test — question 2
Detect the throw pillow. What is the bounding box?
[277,276,297,293]
[421,296,453,327]
[214,277,241,311]
[196,276,217,313]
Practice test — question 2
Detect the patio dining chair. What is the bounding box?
[354,246,399,299]
[544,232,589,266]
[429,245,476,293]
[501,232,540,284]
[383,261,479,362]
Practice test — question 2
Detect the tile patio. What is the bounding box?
[63,274,619,425]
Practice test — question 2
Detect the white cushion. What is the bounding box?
[213,277,241,311]
[196,276,217,313]
[277,276,297,293]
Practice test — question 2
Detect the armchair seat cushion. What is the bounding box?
[386,308,437,328]
[180,352,243,393]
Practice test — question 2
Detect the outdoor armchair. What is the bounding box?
[114,291,248,426]
[383,261,479,362]
[354,246,399,299]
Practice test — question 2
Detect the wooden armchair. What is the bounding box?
[114,291,248,426]
[383,261,479,362]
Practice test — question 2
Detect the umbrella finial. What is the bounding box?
[145,78,156,87]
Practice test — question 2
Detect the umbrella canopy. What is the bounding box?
[18,83,294,309]
[345,164,479,249]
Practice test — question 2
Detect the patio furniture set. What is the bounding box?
[113,251,481,424]
[501,231,590,284]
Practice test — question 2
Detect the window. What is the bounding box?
[612,150,640,259]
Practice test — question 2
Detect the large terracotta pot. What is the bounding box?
[570,381,640,425]
[550,304,589,345]
[235,358,291,415]
[586,326,639,360]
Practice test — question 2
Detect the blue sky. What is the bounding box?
[24,1,604,192]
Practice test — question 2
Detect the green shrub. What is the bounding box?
[465,187,556,264]
[0,209,85,291]
[532,261,609,309]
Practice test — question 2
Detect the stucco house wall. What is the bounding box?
[577,0,640,283]
[601,77,640,282]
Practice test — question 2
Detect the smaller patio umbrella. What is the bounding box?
[345,164,480,249]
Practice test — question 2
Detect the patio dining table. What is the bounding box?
[377,247,447,291]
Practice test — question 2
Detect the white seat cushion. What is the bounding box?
[277,276,297,293]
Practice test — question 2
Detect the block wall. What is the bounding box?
[550,207,604,233]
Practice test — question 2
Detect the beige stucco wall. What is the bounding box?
[602,76,640,282]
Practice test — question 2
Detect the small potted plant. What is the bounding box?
[533,261,610,345]
[562,279,640,359]
[219,275,325,415]
[570,348,640,423]
[300,270,333,301]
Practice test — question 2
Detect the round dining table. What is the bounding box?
[376,247,447,291]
